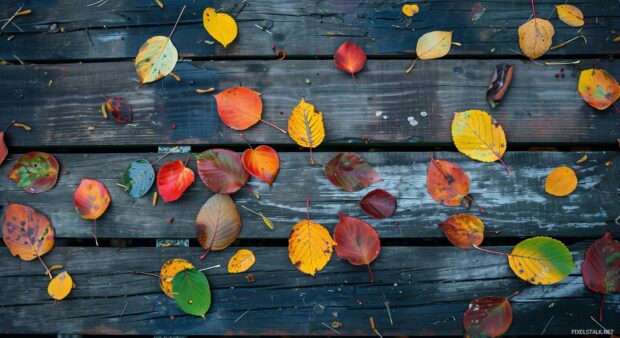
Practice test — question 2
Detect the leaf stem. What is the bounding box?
[352,73,359,92]
[367,264,374,283]
[241,204,261,216]
[132,271,160,278]
[260,119,287,134]
[151,145,180,165]
[168,5,186,39]
[613,102,620,114]
[306,196,311,222]
[465,195,485,215]
[199,264,221,272]
[600,293,606,322]
[3,120,15,133]
[239,133,253,149]
[473,245,510,257]
[93,219,99,247]
[530,0,536,18]
[37,254,52,280]
[199,248,210,260]
[405,58,419,74]
[497,157,512,176]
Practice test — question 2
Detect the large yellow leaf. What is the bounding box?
[288,220,335,276]
[288,98,325,163]
[228,249,256,273]
[508,237,575,285]
[203,8,238,48]
[452,110,510,174]
[135,36,178,84]
[556,4,584,27]
[518,18,554,59]
[416,31,453,60]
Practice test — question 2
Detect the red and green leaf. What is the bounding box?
[242,145,280,185]
[463,296,512,337]
[157,160,195,203]
[8,152,60,193]
[324,152,381,192]
[359,189,397,219]
[333,212,381,282]
[196,148,249,194]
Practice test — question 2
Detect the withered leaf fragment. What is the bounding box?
[487,64,514,108]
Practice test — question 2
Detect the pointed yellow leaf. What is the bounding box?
[288,220,335,276]
[135,36,178,84]
[228,249,256,273]
[48,271,73,300]
[416,31,453,60]
[260,212,274,230]
[518,18,554,59]
[288,98,325,149]
[203,8,238,48]
[556,4,584,27]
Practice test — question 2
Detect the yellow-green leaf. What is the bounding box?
[135,36,178,84]
[508,237,575,285]
[203,8,238,48]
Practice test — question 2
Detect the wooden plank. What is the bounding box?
[0,60,618,148]
[0,245,617,335]
[0,151,617,240]
[0,0,617,61]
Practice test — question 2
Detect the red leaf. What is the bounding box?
[157,160,195,203]
[324,152,381,192]
[242,145,280,185]
[73,178,110,246]
[196,148,249,194]
[333,212,381,282]
[214,86,262,130]
[0,131,8,166]
[105,97,132,123]
[359,189,397,219]
[463,296,512,337]
[334,41,367,77]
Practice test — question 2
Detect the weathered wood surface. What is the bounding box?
[1,59,619,148]
[0,0,617,61]
[1,151,617,240]
[0,245,617,335]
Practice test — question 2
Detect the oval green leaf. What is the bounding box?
[324,152,381,192]
[508,236,575,285]
[8,152,60,193]
[122,159,155,198]
[172,268,211,317]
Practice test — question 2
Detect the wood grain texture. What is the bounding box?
[0,151,617,240]
[0,59,618,147]
[0,245,617,335]
[0,0,617,61]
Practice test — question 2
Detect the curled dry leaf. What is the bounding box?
[203,8,237,48]
[416,31,453,60]
[195,193,241,253]
[401,4,419,17]
[8,151,59,193]
[545,166,578,197]
[508,236,575,285]
[581,231,620,321]
[334,41,367,82]
[463,296,512,337]
[242,145,280,185]
[196,149,249,194]
[105,97,132,123]
[324,152,381,192]
[556,4,584,27]
[157,160,195,203]
[487,64,514,109]
[438,214,484,249]
[228,249,256,273]
[288,216,335,276]
[469,2,486,21]
[360,189,397,219]
[333,213,381,282]
[577,68,620,110]
[135,36,178,84]
[288,98,325,164]
[518,18,554,59]
[2,203,55,261]
[48,271,73,301]
[172,268,211,317]
[214,86,262,130]
[160,258,194,298]
[121,159,154,198]
[426,154,472,208]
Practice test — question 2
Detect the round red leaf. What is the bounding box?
[360,189,397,219]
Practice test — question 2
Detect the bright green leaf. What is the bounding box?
[172,268,211,317]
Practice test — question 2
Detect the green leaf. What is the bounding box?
[122,160,155,198]
[172,268,211,317]
[8,152,60,193]
[508,236,575,285]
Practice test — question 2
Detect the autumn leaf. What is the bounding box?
[518,18,554,59]
[172,268,211,317]
[324,152,381,192]
[333,213,381,282]
[487,64,514,109]
[228,249,256,273]
[452,110,510,175]
[195,193,241,258]
[545,166,578,197]
[508,236,575,285]
[401,4,419,17]
[463,296,512,337]
[74,178,111,246]
[241,205,275,230]
[581,231,620,321]
[288,98,325,164]
[242,145,280,185]
[577,68,620,110]
[135,36,178,84]
[157,160,194,203]
[48,271,74,301]
[334,41,367,86]
[359,189,397,219]
[121,159,154,198]
[417,31,453,60]
[104,96,132,123]
[160,258,195,298]
[203,7,237,48]
[214,87,262,130]
[2,203,55,262]
[556,4,584,27]
[0,120,15,166]
[438,214,484,249]
[196,149,249,194]
[427,154,482,211]
[8,151,59,193]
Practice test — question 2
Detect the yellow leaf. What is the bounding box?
[48,271,73,300]
[545,166,578,197]
[288,98,325,149]
[576,155,587,164]
[228,249,256,273]
[518,18,554,59]
[260,212,274,230]
[416,31,453,60]
[135,36,178,84]
[160,258,194,298]
[288,220,335,276]
[452,110,510,174]
[401,4,419,17]
[556,4,584,27]
[203,8,237,48]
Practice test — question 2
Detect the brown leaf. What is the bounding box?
[195,194,241,254]
[487,64,514,108]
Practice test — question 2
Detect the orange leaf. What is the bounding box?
[214,86,262,130]
[2,203,55,261]
[334,41,367,78]
[228,249,256,273]
[426,154,471,207]
[333,212,380,282]
[73,178,110,246]
[578,68,620,110]
[518,18,554,59]
[242,145,280,185]
[545,166,578,197]
[160,258,194,298]
[157,160,195,203]
[438,214,484,249]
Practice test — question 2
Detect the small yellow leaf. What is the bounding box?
[228,249,256,273]
[576,155,587,164]
[556,4,584,27]
[401,4,419,17]
[196,88,215,94]
[545,166,578,197]
[135,36,178,84]
[152,191,158,207]
[48,271,73,300]
[288,98,325,149]
[202,8,238,48]
[160,258,194,298]
[288,220,335,276]
[518,18,555,59]
[416,31,453,60]
[260,212,274,230]
[452,110,508,171]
